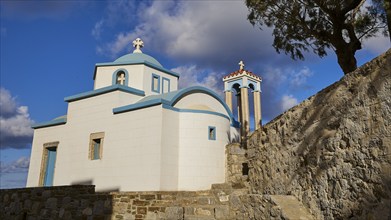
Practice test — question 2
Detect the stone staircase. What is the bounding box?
[269,195,314,220]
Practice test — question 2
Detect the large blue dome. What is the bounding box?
[114,53,163,68]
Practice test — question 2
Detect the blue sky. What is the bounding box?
[0,0,389,189]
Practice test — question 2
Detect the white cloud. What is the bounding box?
[172,65,223,97]
[0,157,30,173]
[0,88,34,149]
[0,157,29,189]
[362,35,391,55]
[290,66,313,89]
[0,87,17,118]
[280,95,298,112]
[95,0,277,69]
[92,20,104,39]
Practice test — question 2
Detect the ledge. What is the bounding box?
[64,85,145,102]
[94,61,180,78]
[32,118,67,129]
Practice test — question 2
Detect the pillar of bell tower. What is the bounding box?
[222,60,262,143]
[240,86,250,138]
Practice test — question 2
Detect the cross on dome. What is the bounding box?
[132,38,144,53]
[239,60,245,70]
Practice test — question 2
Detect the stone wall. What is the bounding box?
[1,184,251,220]
[247,49,391,219]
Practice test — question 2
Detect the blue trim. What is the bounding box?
[64,85,145,102]
[94,61,180,79]
[112,86,240,127]
[112,69,129,86]
[32,118,67,129]
[162,77,170,93]
[151,74,161,93]
[162,104,230,120]
[113,98,166,114]
[208,126,216,140]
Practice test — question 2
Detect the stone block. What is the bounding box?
[82,207,92,216]
[165,206,183,220]
[195,207,213,216]
[45,198,57,209]
[137,207,147,215]
[215,206,229,219]
[132,200,148,206]
[140,194,156,200]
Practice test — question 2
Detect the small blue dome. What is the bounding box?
[114,53,163,68]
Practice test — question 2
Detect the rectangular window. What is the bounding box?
[152,74,160,93]
[92,139,101,160]
[39,142,59,187]
[162,77,170,93]
[89,132,104,160]
[208,126,216,140]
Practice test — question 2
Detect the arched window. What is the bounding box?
[112,69,129,86]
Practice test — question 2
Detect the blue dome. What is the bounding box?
[114,53,163,68]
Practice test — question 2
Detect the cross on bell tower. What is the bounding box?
[133,38,144,53]
[223,61,262,142]
[239,60,245,70]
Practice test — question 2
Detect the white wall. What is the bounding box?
[174,93,227,114]
[159,108,180,190]
[142,66,178,96]
[94,65,178,96]
[27,91,165,191]
[28,90,232,191]
[177,112,230,190]
[94,65,145,90]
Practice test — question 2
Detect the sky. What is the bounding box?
[0,0,389,189]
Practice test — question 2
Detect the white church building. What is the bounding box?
[27,38,262,191]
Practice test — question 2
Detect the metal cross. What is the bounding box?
[133,38,144,53]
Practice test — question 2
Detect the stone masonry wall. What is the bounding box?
[247,49,391,219]
[1,184,252,220]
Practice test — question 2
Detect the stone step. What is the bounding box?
[270,195,314,220]
[211,183,232,190]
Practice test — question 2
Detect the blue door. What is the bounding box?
[44,147,57,186]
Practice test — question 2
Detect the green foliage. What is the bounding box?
[246,0,389,74]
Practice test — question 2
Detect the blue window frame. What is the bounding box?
[208,126,216,140]
[152,74,160,93]
[162,77,170,93]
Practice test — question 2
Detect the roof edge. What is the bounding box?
[93,61,180,80]
[32,118,67,129]
[64,85,145,102]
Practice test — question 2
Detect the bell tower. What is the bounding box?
[223,61,262,140]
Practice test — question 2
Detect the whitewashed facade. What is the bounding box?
[27,39,239,191]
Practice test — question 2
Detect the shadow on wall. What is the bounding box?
[247,50,391,219]
[71,179,120,193]
[0,185,115,219]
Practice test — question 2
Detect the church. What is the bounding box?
[26,38,262,192]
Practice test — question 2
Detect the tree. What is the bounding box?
[246,0,389,74]
[373,0,391,42]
